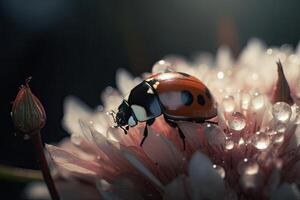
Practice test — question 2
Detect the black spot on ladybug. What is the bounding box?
[197,94,205,105]
[181,90,193,105]
[205,88,211,99]
[178,72,190,77]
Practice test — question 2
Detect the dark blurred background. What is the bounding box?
[1,0,300,199]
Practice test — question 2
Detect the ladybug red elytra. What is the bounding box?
[110,72,217,149]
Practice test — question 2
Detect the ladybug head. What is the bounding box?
[115,101,131,126]
[109,101,138,134]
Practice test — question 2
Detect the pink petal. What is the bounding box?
[188,151,225,200]
[46,144,100,179]
[142,128,186,180]
[116,68,141,95]
[122,151,164,192]
[62,96,92,136]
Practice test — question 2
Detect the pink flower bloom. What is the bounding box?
[30,40,300,199]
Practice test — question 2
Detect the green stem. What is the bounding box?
[31,131,60,200]
[0,164,43,183]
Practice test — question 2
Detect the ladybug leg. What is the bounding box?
[164,116,186,150]
[140,118,155,147]
[177,127,186,150]
[120,126,128,135]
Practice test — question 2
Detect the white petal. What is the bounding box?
[101,86,123,111]
[63,96,92,136]
[270,183,300,200]
[188,151,225,200]
[116,68,140,95]
[46,144,100,178]
[216,46,233,70]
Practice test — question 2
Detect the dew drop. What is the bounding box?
[291,104,300,124]
[272,102,292,122]
[23,134,30,140]
[224,137,235,150]
[213,164,226,178]
[71,135,82,146]
[240,173,263,190]
[238,159,259,175]
[222,95,235,113]
[265,129,277,136]
[238,137,245,145]
[273,122,287,133]
[273,132,285,144]
[217,71,225,79]
[97,105,104,112]
[96,156,101,160]
[228,112,246,131]
[252,131,270,150]
[152,60,173,73]
[266,48,273,55]
[251,92,264,110]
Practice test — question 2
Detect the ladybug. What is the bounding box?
[110,72,217,149]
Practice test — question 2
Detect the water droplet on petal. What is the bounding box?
[217,71,225,79]
[291,104,300,124]
[238,159,259,175]
[213,164,226,178]
[224,138,235,150]
[265,129,277,136]
[23,134,30,140]
[252,131,270,150]
[240,173,263,191]
[272,102,292,122]
[71,135,82,146]
[273,122,287,133]
[251,92,264,110]
[273,132,285,144]
[266,48,273,55]
[152,60,173,73]
[228,112,246,131]
[238,137,245,145]
[222,95,235,113]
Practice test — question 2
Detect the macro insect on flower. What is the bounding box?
[109,72,218,149]
[25,40,300,200]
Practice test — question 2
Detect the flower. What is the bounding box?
[11,78,46,136]
[37,39,300,199]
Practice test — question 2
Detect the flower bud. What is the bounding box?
[11,81,46,135]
